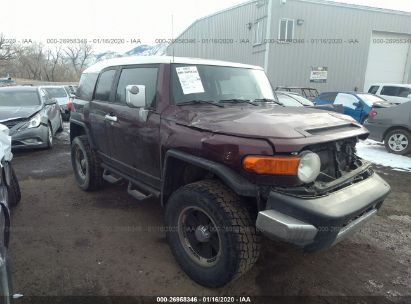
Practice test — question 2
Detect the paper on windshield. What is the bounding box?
[0,124,12,165]
[176,66,205,95]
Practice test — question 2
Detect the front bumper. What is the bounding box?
[10,124,48,149]
[256,173,390,251]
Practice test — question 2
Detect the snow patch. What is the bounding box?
[356,139,411,172]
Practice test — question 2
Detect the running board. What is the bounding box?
[127,182,153,201]
[102,169,122,184]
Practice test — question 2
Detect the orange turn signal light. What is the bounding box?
[243,156,300,175]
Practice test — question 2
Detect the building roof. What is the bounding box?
[84,56,263,73]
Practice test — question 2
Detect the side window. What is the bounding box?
[94,69,116,101]
[77,73,98,101]
[116,67,158,107]
[380,86,399,96]
[368,85,379,94]
[398,87,411,97]
[334,93,359,109]
[320,92,337,102]
[253,20,264,45]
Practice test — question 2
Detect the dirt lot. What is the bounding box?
[8,124,411,301]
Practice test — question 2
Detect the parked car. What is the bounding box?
[70,56,390,288]
[368,83,411,104]
[364,101,411,155]
[0,78,16,88]
[314,92,394,123]
[64,85,77,96]
[40,86,72,120]
[0,86,63,149]
[0,123,22,303]
[275,86,319,101]
[276,91,344,113]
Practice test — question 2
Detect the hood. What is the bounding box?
[0,106,42,122]
[171,105,368,152]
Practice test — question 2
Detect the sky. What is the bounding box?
[0,0,410,53]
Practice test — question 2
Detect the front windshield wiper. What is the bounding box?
[252,98,284,106]
[219,99,259,106]
[177,100,224,108]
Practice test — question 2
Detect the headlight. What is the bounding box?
[297,151,321,183]
[27,113,42,129]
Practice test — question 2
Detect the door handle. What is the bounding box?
[104,114,118,122]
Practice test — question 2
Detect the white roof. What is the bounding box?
[371,83,411,88]
[83,56,263,73]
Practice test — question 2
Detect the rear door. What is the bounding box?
[106,65,161,188]
[89,68,118,163]
[334,93,363,122]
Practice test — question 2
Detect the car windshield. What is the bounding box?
[276,93,304,107]
[171,64,274,104]
[357,94,390,106]
[288,94,314,106]
[0,91,41,106]
[43,87,67,98]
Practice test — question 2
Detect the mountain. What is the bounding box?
[94,43,168,63]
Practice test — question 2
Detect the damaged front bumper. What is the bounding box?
[256,171,390,251]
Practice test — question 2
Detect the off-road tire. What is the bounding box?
[384,129,411,155]
[7,166,21,207]
[165,179,260,288]
[71,136,104,191]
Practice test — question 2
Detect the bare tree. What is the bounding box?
[0,33,16,65]
[64,43,93,77]
[43,47,62,81]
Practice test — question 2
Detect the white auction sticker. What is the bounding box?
[176,66,205,95]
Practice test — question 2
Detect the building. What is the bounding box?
[166,0,411,92]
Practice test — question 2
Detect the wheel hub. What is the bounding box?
[194,225,211,242]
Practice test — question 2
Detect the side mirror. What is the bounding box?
[126,85,146,108]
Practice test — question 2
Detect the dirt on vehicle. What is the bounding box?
[8,126,411,301]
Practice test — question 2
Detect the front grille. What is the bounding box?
[2,119,26,129]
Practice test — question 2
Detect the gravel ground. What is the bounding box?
[7,124,411,302]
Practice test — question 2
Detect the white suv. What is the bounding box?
[368,83,411,104]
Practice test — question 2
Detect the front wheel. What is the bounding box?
[165,179,260,288]
[71,136,104,191]
[46,123,53,149]
[384,129,411,155]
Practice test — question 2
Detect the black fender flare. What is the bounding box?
[70,119,96,149]
[161,149,257,206]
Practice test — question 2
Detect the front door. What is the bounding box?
[106,65,161,188]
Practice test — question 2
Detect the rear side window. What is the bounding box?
[115,67,158,107]
[368,85,379,94]
[320,92,337,102]
[76,73,98,101]
[398,87,411,97]
[380,86,399,96]
[95,69,116,101]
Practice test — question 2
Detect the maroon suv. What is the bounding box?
[70,56,391,288]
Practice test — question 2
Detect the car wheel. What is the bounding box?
[384,129,411,155]
[71,135,104,191]
[46,123,53,149]
[6,166,21,208]
[165,179,260,288]
[57,113,63,132]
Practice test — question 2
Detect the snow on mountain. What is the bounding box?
[94,43,168,63]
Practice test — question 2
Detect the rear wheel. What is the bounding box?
[384,129,411,155]
[165,179,260,288]
[71,136,104,191]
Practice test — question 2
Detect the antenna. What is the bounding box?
[171,14,175,62]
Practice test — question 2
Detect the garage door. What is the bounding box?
[364,31,410,91]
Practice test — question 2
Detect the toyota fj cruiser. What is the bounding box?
[70,56,390,288]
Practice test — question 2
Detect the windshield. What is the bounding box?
[357,94,389,106]
[0,91,41,106]
[43,87,68,98]
[288,94,314,106]
[171,64,274,104]
[276,93,304,107]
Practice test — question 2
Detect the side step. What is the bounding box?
[102,169,122,184]
[127,182,153,201]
